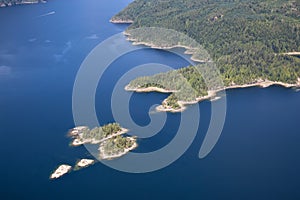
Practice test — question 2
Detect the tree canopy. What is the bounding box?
[114,0,300,108]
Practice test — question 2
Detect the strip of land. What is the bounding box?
[126,79,300,113]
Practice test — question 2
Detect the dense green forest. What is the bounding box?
[128,65,208,106]
[80,123,123,141]
[102,135,136,156]
[113,0,300,101]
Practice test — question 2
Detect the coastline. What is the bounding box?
[110,18,209,63]
[123,31,209,63]
[187,79,300,111]
[109,19,134,24]
[125,85,177,93]
[156,100,186,113]
[111,18,300,112]
[126,79,300,113]
[98,138,138,160]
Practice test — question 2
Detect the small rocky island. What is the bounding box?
[50,123,137,179]
[50,164,72,179]
[68,123,138,160]
[75,159,95,170]
[50,159,95,179]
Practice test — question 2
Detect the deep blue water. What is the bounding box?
[1,0,300,199]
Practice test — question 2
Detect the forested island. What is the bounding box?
[69,123,138,160]
[0,0,45,7]
[50,122,137,179]
[112,0,300,111]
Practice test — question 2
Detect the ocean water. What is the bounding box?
[1,0,300,199]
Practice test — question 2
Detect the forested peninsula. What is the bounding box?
[112,0,300,111]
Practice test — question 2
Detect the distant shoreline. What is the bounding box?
[0,0,46,8]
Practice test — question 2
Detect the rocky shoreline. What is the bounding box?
[109,18,134,24]
[126,79,300,113]
[68,124,138,160]
[50,164,72,179]
[75,159,95,169]
[51,124,138,179]
[123,31,209,63]
[99,137,138,160]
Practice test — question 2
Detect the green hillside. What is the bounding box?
[113,0,300,109]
